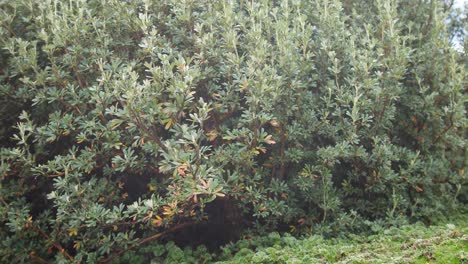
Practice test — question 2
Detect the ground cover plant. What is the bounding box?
[61,209,468,263]
[0,0,466,263]
[213,211,468,264]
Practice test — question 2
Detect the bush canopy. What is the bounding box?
[0,0,465,262]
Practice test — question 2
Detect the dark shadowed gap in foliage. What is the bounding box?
[120,172,152,202]
[163,197,244,251]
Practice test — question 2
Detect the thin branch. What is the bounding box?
[59,98,83,115]
[129,108,168,152]
[133,117,168,152]
[277,124,287,181]
[29,253,52,264]
[97,222,192,264]
[432,123,453,144]
[432,113,454,145]
[31,225,74,261]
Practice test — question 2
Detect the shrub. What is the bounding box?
[0,0,465,262]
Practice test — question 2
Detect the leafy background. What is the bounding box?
[0,0,466,263]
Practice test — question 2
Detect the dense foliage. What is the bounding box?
[0,0,465,262]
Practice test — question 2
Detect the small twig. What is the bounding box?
[131,111,168,152]
[73,65,86,89]
[97,222,192,264]
[432,114,454,145]
[277,124,287,181]
[443,0,455,12]
[432,123,453,144]
[59,98,83,115]
[0,196,9,207]
[31,225,74,261]
[47,172,65,178]
[1,23,16,37]
[98,219,140,229]
[29,253,52,264]
[374,95,389,132]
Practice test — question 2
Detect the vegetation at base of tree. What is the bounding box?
[106,209,468,263]
[215,209,467,264]
[0,0,465,263]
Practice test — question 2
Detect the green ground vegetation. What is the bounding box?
[116,210,467,263]
[217,218,467,264]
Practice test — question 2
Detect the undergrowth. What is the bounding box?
[117,209,467,263]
